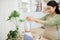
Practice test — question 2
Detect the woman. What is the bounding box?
[26,1,60,40]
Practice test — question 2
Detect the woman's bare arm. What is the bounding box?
[26,16,45,24]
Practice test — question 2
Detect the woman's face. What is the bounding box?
[47,6,56,14]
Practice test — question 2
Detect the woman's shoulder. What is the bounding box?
[55,14,60,17]
[54,14,60,19]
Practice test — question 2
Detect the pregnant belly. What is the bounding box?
[43,26,58,40]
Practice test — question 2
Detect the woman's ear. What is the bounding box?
[54,6,56,10]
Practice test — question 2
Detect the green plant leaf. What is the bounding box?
[19,19,25,22]
[7,10,20,20]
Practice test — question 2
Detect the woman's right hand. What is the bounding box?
[26,16,33,21]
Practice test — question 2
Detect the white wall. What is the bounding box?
[0,0,18,40]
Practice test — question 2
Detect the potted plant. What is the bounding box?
[6,10,24,40]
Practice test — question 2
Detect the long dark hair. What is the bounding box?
[47,1,60,14]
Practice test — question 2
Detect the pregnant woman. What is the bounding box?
[26,1,60,40]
